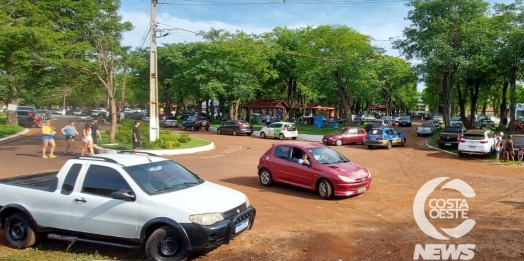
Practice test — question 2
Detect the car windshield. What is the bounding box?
[422,123,433,127]
[444,127,462,132]
[307,146,349,164]
[124,160,204,194]
[334,128,349,134]
[400,116,410,120]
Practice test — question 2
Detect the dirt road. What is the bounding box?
[1,117,523,261]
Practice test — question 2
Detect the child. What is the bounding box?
[518,147,524,166]
[495,141,501,163]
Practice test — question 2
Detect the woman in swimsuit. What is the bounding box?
[41,120,56,158]
[81,123,94,156]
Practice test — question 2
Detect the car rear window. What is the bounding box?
[463,133,485,140]
[444,127,462,132]
[369,128,383,135]
[285,124,296,131]
[512,137,524,144]
[17,111,29,116]
[165,117,176,120]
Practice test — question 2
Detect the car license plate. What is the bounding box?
[323,139,327,142]
[469,146,475,148]
[358,187,366,194]
[235,219,249,233]
[445,143,451,146]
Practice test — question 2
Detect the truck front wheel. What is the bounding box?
[145,226,190,261]
[4,213,39,249]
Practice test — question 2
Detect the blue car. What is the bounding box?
[363,127,406,149]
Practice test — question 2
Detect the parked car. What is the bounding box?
[72,109,82,116]
[259,122,298,140]
[433,115,444,124]
[398,115,412,127]
[363,127,406,149]
[17,106,35,112]
[372,119,394,128]
[437,126,465,149]
[322,127,367,146]
[181,116,210,131]
[35,110,51,120]
[217,120,254,136]
[458,130,496,157]
[427,119,441,130]
[511,135,524,154]
[142,113,150,122]
[478,119,495,129]
[161,116,178,128]
[0,153,256,261]
[257,142,372,199]
[91,110,100,117]
[392,114,401,123]
[17,111,41,128]
[417,122,435,136]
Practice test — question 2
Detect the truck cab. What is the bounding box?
[0,153,256,261]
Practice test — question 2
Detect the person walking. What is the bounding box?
[61,120,79,155]
[132,120,141,154]
[41,120,57,158]
[89,118,101,154]
[505,135,515,162]
[81,123,94,156]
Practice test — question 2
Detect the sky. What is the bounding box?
[118,0,514,92]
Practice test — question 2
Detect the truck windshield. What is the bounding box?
[124,160,204,194]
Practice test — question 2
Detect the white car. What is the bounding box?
[260,122,298,140]
[0,153,255,260]
[458,130,496,157]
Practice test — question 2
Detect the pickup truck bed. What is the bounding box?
[0,172,58,192]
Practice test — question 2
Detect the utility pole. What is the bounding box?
[149,0,159,141]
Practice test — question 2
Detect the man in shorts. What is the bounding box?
[61,120,79,155]
[132,120,141,153]
[88,118,102,154]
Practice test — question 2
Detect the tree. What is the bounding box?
[394,0,490,126]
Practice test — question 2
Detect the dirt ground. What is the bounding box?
[1,116,524,261]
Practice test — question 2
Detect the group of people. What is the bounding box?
[494,134,524,165]
[41,118,143,157]
[41,118,101,158]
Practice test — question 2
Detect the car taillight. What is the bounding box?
[480,140,488,144]
[437,136,441,141]
[194,122,198,125]
[456,135,461,141]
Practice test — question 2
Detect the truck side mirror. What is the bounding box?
[111,190,136,201]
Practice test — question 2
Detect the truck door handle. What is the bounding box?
[74,198,87,203]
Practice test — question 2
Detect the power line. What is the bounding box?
[158,0,409,5]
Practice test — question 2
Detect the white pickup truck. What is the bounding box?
[0,152,256,261]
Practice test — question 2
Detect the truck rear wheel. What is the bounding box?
[145,226,190,261]
[4,213,39,249]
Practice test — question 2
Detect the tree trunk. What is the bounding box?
[6,67,18,125]
[107,82,117,144]
[509,66,517,134]
[481,101,487,116]
[457,81,467,125]
[500,80,509,129]
[333,70,353,126]
[229,98,241,120]
[287,77,297,122]
[468,80,480,129]
[442,72,453,126]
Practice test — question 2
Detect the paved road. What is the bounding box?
[1,117,522,260]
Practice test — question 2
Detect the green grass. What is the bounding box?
[97,133,211,150]
[0,113,24,139]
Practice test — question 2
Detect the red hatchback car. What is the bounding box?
[257,142,372,199]
[322,127,367,146]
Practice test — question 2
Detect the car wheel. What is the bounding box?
[162,123,166,128]
[291,137,297,140]
[182,126,187,131]
[232,130,237,136]
[247,133,252,136]
[145,226,190,261]
[4,213,39,249]
[459,153,464,158]
[191,126,195,131]
[260,132,266,139]
[401,138,406,147]
[438,144,444,149]
[317,179,333,199]
[335,139,343,146]
[279,133,285,140]
[367,145,373,149]
[217,128,221,134]
[386,141,392,150]
[417,133,421,137]
[205,127,209,132]
[259,168,274,187]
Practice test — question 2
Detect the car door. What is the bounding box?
[344,128,358,143]
[356,128,366,143]
[221,121,232,134]
[267,123,279,137]
[70,164,140,239]
[288,147,316,188]
[269,146,292,183]
[392,129,402,144]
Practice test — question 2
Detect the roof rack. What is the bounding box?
[70,155,121,165]
[117,150,160,157]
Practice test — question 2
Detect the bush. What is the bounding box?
[181,134,191,141]
[178,136,188,143]
[104,120,190,149]
[115,133,128,143]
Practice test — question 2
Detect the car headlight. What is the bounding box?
[189,213,224,226]
[245,196,251,207]
[338,175,356,182]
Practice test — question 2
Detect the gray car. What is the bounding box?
[161,116,178,127]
